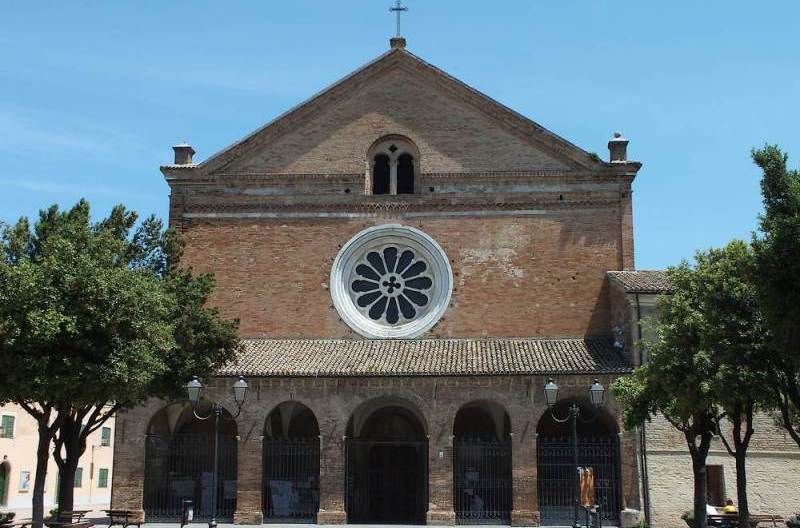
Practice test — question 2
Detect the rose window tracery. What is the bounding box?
[351,246,433,324]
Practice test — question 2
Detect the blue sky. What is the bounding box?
[1,1,798,269]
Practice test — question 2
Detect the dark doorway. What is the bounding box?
[262,402,320,523]
[397,153,415,194]
[453,402,512,524]
[372,154,390,195]
[537,400,621,526]
[346,405,428,524]
[0,462,8,507]
[143,403,238,522]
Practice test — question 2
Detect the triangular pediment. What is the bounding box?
[181,45,606,176]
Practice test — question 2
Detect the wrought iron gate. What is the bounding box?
[346,439,428,524]
[453,438,512,524]
[262,438,320,522]
[143,434,238,522]
[537,436,620,526]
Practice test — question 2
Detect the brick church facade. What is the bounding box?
[112,37,652,526]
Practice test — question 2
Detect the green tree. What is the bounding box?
[615,241,769,528]
[751,145,800,448]
[0,200,240,523]
[613,257,723,528]
[696,241,768,528]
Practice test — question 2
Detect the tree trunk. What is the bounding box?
[32,421,51,528]
[731,406,753,528]
[686,426,713,528]
[55,419,89,517]
[692,454,708,528]
[735,451,750,528]
[56,454,79,519]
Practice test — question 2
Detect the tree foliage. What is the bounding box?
[751,145,800,447]
[0,199,240,517]
[613,241,768,528]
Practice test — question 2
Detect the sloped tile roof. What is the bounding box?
[218,338,630,377]
[607,270,672,293]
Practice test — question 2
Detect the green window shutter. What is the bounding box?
[0,416,14,438]
[74,467,83,488]
[101,427,111,447]
[97,468,108,488]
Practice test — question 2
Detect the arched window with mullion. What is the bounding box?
[372,154,390,195]
[397,153,415,194]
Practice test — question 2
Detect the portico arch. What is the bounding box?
[262,401,320,522]
[345,397,428,524]
[453,401,512,524]
[143,402,238,522]
[536,399,621,526]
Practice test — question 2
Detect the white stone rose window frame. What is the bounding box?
[330,224,453,339]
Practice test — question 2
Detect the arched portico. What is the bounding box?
[262,401,320,523]
[536,399,621,526]
[345,398,428,524]
[143,402,238,522]
[453,400,513,525]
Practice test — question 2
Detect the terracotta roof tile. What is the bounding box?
[219,338,630,377]
[607,270,672,293]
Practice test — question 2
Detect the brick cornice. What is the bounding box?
[164,169,635,187]
[179,197,620,216]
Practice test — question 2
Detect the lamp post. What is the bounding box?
[544,378,606,528]
[186,375,249,528]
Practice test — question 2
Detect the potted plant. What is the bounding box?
[786,513,800,528]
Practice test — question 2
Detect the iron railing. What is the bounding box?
[143,433,237,522]
[262,438,320,522]
[537,436,620,527]
[346,438,428,524]
[453,438,513,524]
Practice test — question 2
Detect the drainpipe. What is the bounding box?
[635,293,643,365]
[634,293,651,524]
[639,423,652,525]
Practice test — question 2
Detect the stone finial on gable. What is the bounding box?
[390,36,407,49]
[172,142,196,165]
[608,131,629,162]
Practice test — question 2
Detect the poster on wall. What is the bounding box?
[19,470,31,491]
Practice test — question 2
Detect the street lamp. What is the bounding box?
[186,375,249,528]
[544,378,606,528]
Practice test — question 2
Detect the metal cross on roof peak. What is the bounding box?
[389,0,408,37]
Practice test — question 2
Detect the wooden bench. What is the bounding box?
[708,513,785,528]
[102,510,141,528]
[44,522,93,528]
[46,512,95,528]
[4,519,33,528]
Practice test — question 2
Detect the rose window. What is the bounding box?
[351,246,433,324]
[330,225,453,339]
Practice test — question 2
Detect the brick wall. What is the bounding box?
[221,67,570,175]
[644,414,800,528]
[179,210,622,338]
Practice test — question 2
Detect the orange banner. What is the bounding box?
[579,467,595,508]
